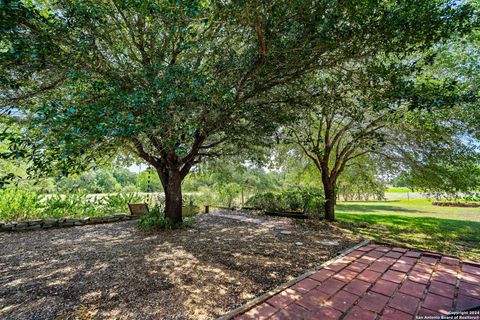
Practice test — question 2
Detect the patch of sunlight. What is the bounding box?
[81,290,102,302]
[5,278,26,287]
[0,304,19,313]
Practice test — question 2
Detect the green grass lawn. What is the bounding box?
[335,199,480,262]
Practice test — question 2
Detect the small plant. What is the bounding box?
[463,192,480,202]
[137,202,196,230]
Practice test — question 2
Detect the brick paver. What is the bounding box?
[343,279,371,296]
[233,243,480,320]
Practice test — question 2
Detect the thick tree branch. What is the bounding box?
[200,137,228,149]
[131,137,160,167]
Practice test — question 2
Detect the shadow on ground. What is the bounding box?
[336,203,425,214]
[338,213,480,262]
[0,211,359,320]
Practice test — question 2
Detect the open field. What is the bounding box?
[336,199,480,261]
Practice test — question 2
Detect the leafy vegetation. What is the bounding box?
[0,189,141,221]
[0,0,477,252]
[137,203,196,230]
[0,189,44,220]
[246,188,325,217]
[2,0,477,223]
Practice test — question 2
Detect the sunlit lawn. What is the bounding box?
[336,199,480,262]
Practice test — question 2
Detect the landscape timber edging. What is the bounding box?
[216,239,371,320]
[0,214,139,232]
[265,211,309,219]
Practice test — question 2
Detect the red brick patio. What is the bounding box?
[233,243,480,320]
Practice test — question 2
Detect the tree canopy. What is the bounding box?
[1,0,477,222]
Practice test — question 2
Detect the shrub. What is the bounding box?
[463,192,480,202]
[43,194,98,218]
[99,193,142,215]
[0,189,143,221]
[280,188,303,211]
[137,203,196,230]
[246,191,283,211]
[42,192,142,218]
[300,187,326,217]
[0,188,44,220]
[246,188,325,217]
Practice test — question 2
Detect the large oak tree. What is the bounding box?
[0,0,474,222]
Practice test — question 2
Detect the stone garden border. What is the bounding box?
[432,201,480,208]
[0,214,138,232]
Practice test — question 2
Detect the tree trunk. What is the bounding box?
[324,183,335,221]
[157,167,183,224]
[321,170,336,222]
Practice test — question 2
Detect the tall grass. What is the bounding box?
[0,189,44,220]
[0,189,142,221]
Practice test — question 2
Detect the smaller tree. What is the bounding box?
[95,170,118,193]
[285,53,477,220]
[336,156,386,201]
[285,67,401,220]
[112,168,137,188]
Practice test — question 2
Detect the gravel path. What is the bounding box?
[0,210,360,320]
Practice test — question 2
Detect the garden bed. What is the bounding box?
[0,210,359,320]
[432,201,480,208]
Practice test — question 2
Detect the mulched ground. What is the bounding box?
[0,209,360,320]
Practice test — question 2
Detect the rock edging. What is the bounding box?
[432,201,480,208]
[0,214,139,232]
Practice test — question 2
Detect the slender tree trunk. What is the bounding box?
[321,170,336,222]
[157,167,183,224]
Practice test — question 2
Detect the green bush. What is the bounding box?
[300,188,326,217]
[99,193,142,215]
[464,192,480,202]
[280,189,304,211]
[43,193,142,218]
[43,194,98,218]
[246,188,325,217]
[246,191,283,211]
[0,189,142,221]
[137,203,196,230]
[0,188,44,220]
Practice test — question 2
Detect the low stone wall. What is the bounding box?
[0,214,139,232]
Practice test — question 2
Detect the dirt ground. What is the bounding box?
[0,209,360,320]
